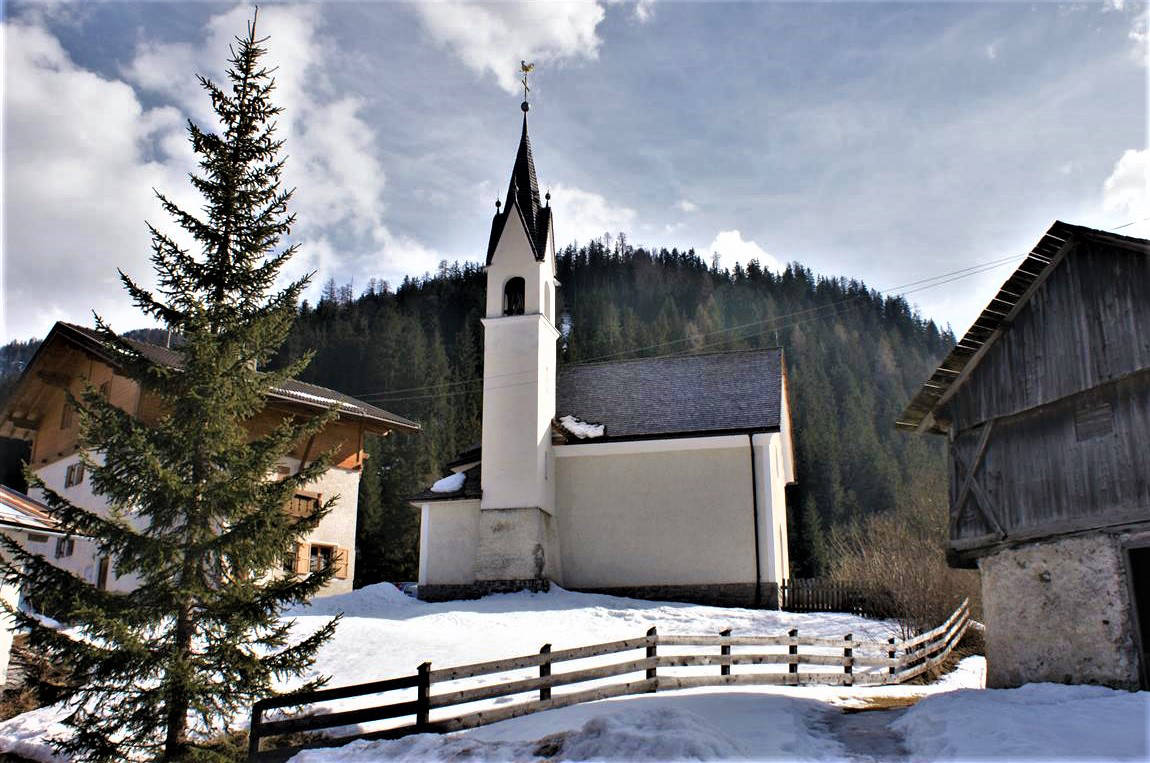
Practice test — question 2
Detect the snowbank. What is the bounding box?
[894,681,1150,761]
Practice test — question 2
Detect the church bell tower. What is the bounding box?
[477,75,562,588]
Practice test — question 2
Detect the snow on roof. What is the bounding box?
[559,415,604,440]
[430,472,467,493]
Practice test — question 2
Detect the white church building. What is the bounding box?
[412,99,796,608]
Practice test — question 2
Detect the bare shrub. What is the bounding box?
[827,471,980,639]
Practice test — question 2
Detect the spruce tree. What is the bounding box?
[0,16,338,760]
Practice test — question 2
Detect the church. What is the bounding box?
[412,94,796,609]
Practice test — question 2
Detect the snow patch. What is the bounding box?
[559,415,604,439]
[893,681,1150,761]
[429,472,465,493]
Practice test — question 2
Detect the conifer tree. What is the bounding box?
[0,16,338,760]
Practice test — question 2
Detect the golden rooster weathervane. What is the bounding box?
[520,60,535,107]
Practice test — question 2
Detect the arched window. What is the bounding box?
[504,277,525,316]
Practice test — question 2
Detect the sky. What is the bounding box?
[2,0,1147,343]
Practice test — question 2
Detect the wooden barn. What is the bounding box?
[897,221,1150,690]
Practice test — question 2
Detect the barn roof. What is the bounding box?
[557,349,784,440]
[896,221,1150,434]
[5,322,419,434]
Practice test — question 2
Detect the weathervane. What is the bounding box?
[520,60,535,110]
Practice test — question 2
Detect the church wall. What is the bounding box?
[555,437,759,596]
[417,500,480,587]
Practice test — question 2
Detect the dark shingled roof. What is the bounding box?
[486,114,551,265]
[56,323,419,432]
[408,464,481,503]
[557,349,785,439]
[896,221,1150,434]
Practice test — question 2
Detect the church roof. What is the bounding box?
[557,349,785,440]
[408,463,482,503]
[486,114,551,265]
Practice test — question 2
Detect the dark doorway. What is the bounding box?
[1129,547,1150,690]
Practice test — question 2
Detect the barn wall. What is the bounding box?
[949,372,1150,543]
[947,241,1150,430]
[980,532,1141,689]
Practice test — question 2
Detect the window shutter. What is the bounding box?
[294,543,310,575]
[334,547,349,580]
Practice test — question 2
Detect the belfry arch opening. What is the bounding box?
[503,277,526,316]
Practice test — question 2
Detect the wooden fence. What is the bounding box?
[248,598,970,759]
[780,578,898,619]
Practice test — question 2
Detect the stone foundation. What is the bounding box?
[980,532,1140,689]
[418,578,550,602]
[572,582,780,610]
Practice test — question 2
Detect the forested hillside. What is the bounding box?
[275,238,954,584]
[0,240,953,584]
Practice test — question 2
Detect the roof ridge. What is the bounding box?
[560,347,783,371]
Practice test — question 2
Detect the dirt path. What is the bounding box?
[823,706,913,762]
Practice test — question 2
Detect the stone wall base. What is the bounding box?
[418,578,550,602]
[572,582,780,610]
[980,532,1140,690]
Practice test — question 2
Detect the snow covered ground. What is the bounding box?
[0,584,1147,761]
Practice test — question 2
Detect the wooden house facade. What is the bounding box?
[898,221,1150,689]
[0,322,420,597]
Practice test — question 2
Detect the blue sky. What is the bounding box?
[2,1,1146,342]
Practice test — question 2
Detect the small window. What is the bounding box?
[65,462,86,488]
[99,381,111,399]
[25,533,49,544]
[283,544,300,575]
[286,492,320,518]
[309,544,335,572]
[503,277,526,316]
[60,404,73,430]
[55,537,75,559]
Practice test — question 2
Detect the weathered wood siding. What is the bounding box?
[942,240,1150,562]
[946,241,1150,429]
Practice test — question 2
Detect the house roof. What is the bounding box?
[11,322,419,433]
[557,349,785,440]
[896,221,1150,434]
[486,113,552,266]
[0,485,63,536]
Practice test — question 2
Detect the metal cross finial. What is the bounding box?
[520,60,535,105]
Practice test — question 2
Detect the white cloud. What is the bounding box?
[676,199,698,213]
[413,1,606,94]
[1,20,191,341]
[634,0,656,23]
[985,42,999,60]
[705,230,781,274]
[547,183,637,247]
[1102,148,1149,235]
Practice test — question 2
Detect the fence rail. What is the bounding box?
[249,599,970,759]
[780,578,897,618]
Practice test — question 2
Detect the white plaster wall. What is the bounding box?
[282,458,360,596]
[480,314,558,514]
[31,454,359,597]
[752,432,790,585]
[0,579,18,685]
[418,500,480,586]
[555,437,759,588]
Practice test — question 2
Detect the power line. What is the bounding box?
[352,252,1022,403]
[357,255,1023,406]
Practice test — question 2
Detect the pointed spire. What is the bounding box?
[506,110,542,236]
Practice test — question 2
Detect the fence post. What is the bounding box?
[416,662,431,730]
[646,626,658,690]
[843,633,853,686]
[539,643,552,701]
[788,628,799,683]
[248,703,263,759]
[887,637,897,680]
[719,628,731,677]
